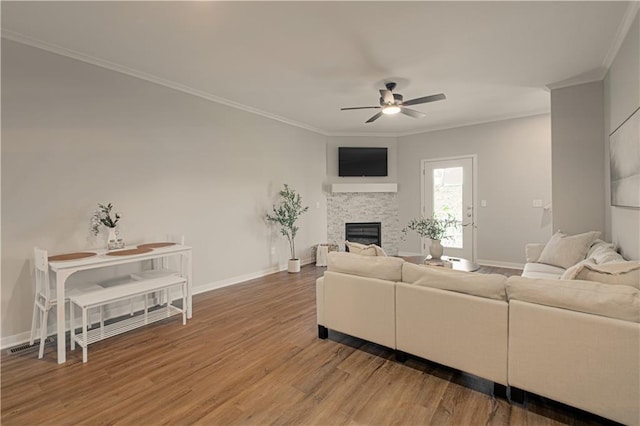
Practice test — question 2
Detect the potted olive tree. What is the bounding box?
[402,214,458,260]
[266,184,309,273]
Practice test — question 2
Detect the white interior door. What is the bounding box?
[422,157,475,260]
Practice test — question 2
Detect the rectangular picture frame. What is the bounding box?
[610,107,640,208]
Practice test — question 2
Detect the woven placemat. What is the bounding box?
[137,242,176,249]
[106,247,153,256]
[49,252,97,262]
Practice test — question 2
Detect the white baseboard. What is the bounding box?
[476,259,524,270]
[193,265,282,295]
[192,256,314,295]
[2,258,317,351]
[1,331,33,351]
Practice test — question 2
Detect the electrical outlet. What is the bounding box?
[481,200,487,207]
[532,199,543,208]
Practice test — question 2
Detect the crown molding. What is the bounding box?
[1,28,550,139]
[324,131,400,137]
[394,110,550,138]
[546,2,639,91]
[545,67,608,91]
[602,1,640,70]
[1,29,330,137]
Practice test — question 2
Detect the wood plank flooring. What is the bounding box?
[1,265,615,425]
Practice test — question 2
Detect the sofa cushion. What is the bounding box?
[562,260,640,289]
[506,276,639,323]
[402,262,468,283]
[402,263,506,301]
[345,241,387,256]
[537,231,600,269]
[522,262,566,280]
[327,251,403,281]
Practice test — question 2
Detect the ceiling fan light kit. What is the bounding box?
[341,81,446,123]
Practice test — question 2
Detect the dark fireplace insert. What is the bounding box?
[345,222,382,249]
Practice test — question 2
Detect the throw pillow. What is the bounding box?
[587,240,625,264]
[373,245,387,257]
[537,231,600,269]
[563,260,640,290]
[345,240,386,257]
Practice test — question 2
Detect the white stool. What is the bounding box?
[316,245,329,267]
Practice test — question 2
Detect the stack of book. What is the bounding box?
[423,258,453,268]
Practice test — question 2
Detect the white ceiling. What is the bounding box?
[1,1,633,136]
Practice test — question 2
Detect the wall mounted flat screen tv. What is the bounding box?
[339,147,388,177]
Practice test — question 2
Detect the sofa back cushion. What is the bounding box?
[402,263,507,301]
[537,231,600,269]
[506,276,640,323]
[327,251,403,281]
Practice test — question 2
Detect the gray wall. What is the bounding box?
[397,114,552,266]
[605,11,639,260]
[549,81,605,236]
[1,40,328,342]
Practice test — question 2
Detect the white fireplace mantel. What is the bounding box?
[330,183,398,193]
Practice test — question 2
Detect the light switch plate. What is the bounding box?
[532,199,543,208]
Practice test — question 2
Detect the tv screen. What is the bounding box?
[339,147,388,177]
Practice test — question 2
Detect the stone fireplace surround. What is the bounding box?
[327,192,400,255]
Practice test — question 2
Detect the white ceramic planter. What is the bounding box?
[429,239,444,259]
[288,259,301,273]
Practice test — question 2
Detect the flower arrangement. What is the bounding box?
[402,214,459,241]
[90,203,121,236]
[266,184,309,260]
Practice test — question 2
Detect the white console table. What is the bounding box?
[49,244,192,364]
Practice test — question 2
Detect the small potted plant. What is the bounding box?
[402,214,458,260]
[266,184,309,273]
[91,203,124,249]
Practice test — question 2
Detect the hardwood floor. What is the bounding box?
[1,265,614,425]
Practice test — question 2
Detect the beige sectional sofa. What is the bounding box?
[316,251,640,425]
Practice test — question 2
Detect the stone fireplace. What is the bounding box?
[327,191,399,255]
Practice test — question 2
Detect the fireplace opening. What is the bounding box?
[345,222,382,249]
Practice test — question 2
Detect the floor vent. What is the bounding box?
[6,338,54,355]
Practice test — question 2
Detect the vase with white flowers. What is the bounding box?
[91,203,124,249]
[401,214,459,260]
[266,184,309,273]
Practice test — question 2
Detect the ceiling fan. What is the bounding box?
[341,82,446,123]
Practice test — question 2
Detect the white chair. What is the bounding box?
[29,247,101,359]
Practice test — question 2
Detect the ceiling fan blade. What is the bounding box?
[379,89,394,104]
[341,106,381,111]
[402,93,446,106]
[366,111,384,123]
[400,107,426,119]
